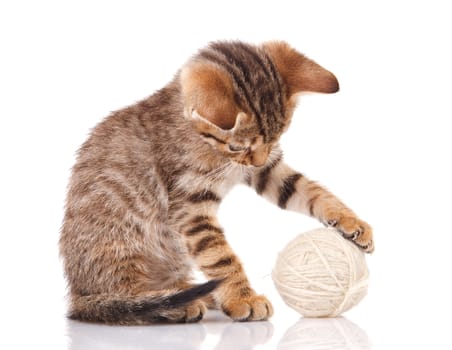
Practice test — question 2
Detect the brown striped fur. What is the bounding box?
[60,41,373,325]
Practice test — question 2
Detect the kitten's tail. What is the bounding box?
[68,279,222,324]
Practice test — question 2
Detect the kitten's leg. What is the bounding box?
[249,156,374,252]
[179,196,273,321]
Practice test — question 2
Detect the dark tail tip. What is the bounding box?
[165,279,223,308]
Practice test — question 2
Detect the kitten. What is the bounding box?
[60,41,374,325]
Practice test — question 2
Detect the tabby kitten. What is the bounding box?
[60,41,373,325]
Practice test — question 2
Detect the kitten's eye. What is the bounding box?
[228,144,246,153]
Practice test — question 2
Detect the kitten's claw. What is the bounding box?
[327,219,338,227]
[344,226,363,241]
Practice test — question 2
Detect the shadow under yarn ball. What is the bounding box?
[272,228,369,317]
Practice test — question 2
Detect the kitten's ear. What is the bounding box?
[180,61,239,130]
[262,41,339,96]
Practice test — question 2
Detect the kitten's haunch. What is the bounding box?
[60,40,373,325]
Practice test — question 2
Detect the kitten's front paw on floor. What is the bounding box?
[326,214,374,253]
[221,295,273,321]
[166,300,207,323]
[183,300,208,323]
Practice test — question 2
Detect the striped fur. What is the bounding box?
[198,42,286,142]
[60,40,372,325]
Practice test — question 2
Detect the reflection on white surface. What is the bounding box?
[66,311,274,350]
[208,320,274,350]
[67,320,206,350]
[277,317,371,350]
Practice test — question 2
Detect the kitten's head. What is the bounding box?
[180,41,338,167]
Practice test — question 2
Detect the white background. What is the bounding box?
[1,1,451,349]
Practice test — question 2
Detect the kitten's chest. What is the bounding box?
[172,164,248,199]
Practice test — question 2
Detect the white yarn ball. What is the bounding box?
[272,228,369,317]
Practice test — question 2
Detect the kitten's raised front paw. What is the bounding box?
[221,295,273,321]
[326,214,374,253]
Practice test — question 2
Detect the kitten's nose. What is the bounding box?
[250,150,268,167]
